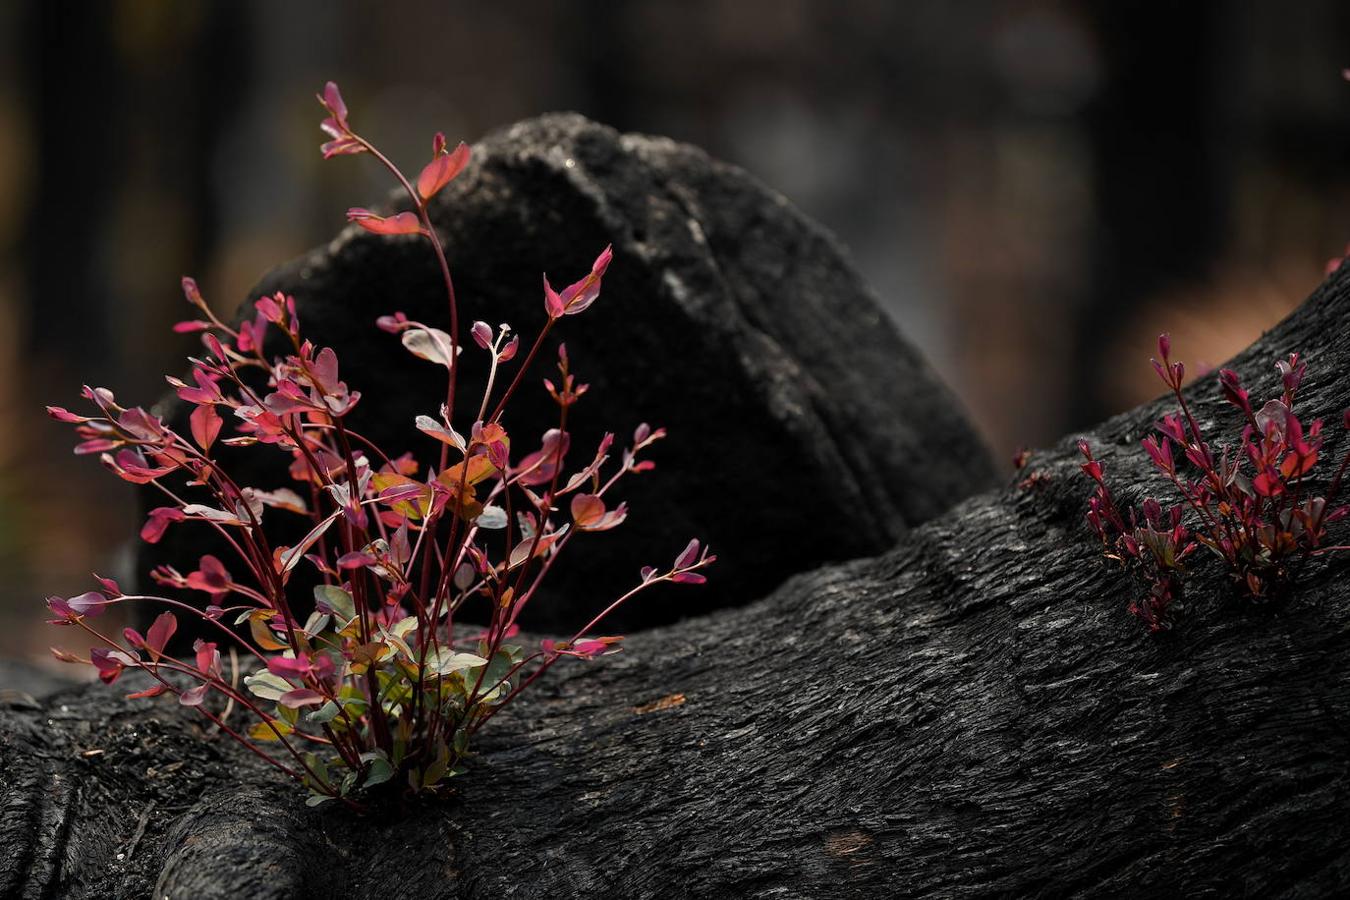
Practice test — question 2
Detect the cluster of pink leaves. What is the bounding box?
[1079,334,1350,631]
[45,82,714,805]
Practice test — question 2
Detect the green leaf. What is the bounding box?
[306,701,340,724]
[432,649,487,677]
[402,327,456,367]
[380,616,419,660]
[477,506,508,529]
[244,670,292,701]
[360,750,395,788]
[302,610,332,637]
[302,751,332,797]
[476,649,516,702]
[422,738,451,788]
[305,793,334,807]
[314,585,356,625]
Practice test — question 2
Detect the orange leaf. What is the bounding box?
[571,493,605,528]
[248,611,289,651]
[372,472,432,521]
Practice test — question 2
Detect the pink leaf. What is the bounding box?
[90,648,125,685]
[279,689,326,709]
[140,507,186,544]
[194,639,220,678]
[103,448,175,484]
[515,429,570,486]
[674,538,700,570]
[170,368,224,405]
[66,591,109,617]
[322,134,365,158]
[347,208,425,236]
[181,276,206,308]
[337,550,377,570]
[376,311,409,333]
[268,654,313,680]
[47,405,93,424]
[202,332,228,362]
[126,684,169,700]
[416,140,471,200]
[190,404,223,451]
[45,597,76,622]
[179,684,209,707]
[544,245,613,318]
[309,346,341,395]
[572,639,608,657]
[1253,470,1284,497]
[543,274,565,319]
[146,611,177,658]
[185,555,231,600]
[320,81,348,124]
[471,320,493,350]
[255,294,284,323]
[75,438,119,455]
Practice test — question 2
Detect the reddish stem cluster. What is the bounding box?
[44,83,714,806]
[1079,334,1350,632]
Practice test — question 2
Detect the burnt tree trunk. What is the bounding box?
[4,121,1350,898]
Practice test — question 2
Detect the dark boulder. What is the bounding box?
[139,113,996,632]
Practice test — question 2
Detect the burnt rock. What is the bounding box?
[139,114,995,632]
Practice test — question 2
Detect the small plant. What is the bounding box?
[45,82,714,806]
[1079,333,1350,632]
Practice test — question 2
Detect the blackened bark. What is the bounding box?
[5,264,1350,898]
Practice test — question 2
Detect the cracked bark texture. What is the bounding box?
[5,123,1350,898]
[137,113,997,634]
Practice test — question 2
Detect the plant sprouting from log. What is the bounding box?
[1079,334,1350,632]
[44,82,714,807]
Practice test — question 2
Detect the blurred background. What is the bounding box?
[2,0,1349,666]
